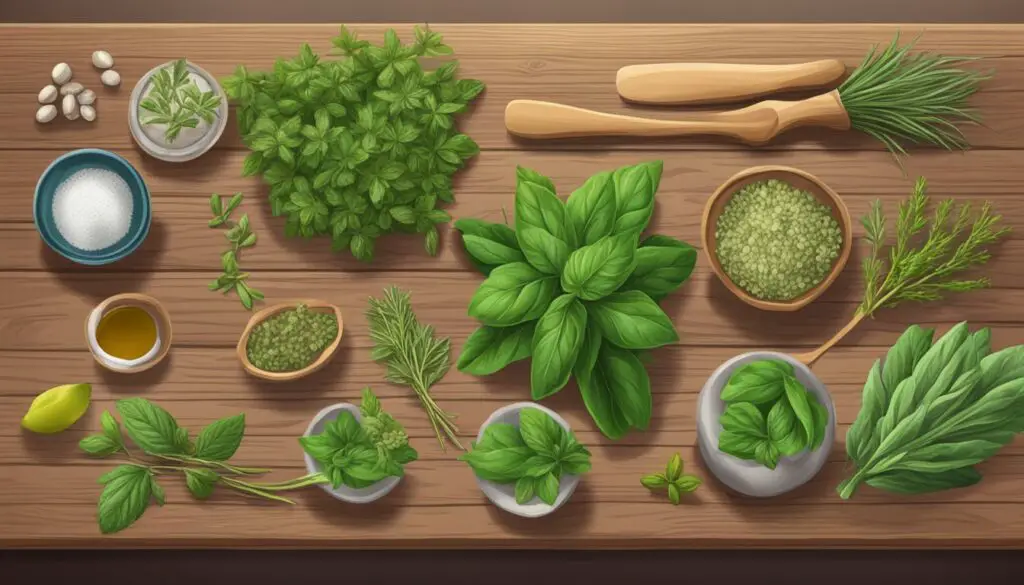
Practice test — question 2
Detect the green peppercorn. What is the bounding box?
[246,304,339,372]
[714,179,843,301]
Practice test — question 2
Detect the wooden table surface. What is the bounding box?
[1,23,1023,549]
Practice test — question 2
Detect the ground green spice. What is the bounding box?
[715,179,843,301]
[246,304,339,372]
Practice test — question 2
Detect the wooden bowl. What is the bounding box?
[701,166,852,312]
[237,300,344,382]
[85,293,172,374]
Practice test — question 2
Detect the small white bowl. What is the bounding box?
[472,402,580,518]
[302,402,401,504]
[696,351,835,497]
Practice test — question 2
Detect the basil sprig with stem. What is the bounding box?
[79,398,329,535]
[641,453,701,505]
[207,192,263,310]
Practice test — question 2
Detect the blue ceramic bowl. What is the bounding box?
[34,149,151,266]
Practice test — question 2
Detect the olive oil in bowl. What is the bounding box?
[86,293,173,373]
[95,306,157,360]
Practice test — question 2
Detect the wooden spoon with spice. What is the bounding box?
[237,300,344,382]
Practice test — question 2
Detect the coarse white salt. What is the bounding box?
[51,168,134,251]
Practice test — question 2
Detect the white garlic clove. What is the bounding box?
[77,89,96,105]
[60,82,85,96]
[92,50,114,70]
[38,85,58,104]
[52,63,72,85]
[62,94,80,120]
[36,104,58,124]
[80,105,97,122]
[100,69,121,87]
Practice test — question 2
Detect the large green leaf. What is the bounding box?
[564,170,616,246]
[514,166,574,247]
[610,161,662,236]
[530,294,587,400]
[517,227,571,275]
[864,467,982,495]
[585,290,679,350]
[468,263,559,327]
[457,323,536,376]
[621,235,697,301]
[598,345,652,430]
[560,232,637,301]
[454,218,523,275]
[574,323,630,439]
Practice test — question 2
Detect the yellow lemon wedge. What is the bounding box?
[21,383,92,434]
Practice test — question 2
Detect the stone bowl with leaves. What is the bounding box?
[129,59,228,163]
[302,402,402,504]
[696,351,835,497]
[471,402,582,518]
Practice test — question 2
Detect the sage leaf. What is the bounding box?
[720,359,792,403]
[565,170,616,246]
[530,294,587,400]
[586,290,678,350]
[456,323,535,376]
[881,324,934,395]
[561,232,638,301]
[846,360,887,466]
[518,227,571,275]
[97,465,153,534]
[621,237,697,302]
[610,161,661,236]
[468,263,559,327]
[536,471,560,505]
[600,345,653,430]
[515,476,537,504]
[882,323,969,434]
[514,166,574,247]
[115,398,182,455]
[185,468,218,500]
[864,467,982,495]
[784,377,816,444]
[574,323,630,440]
[194,414,246,461]
[889,440,1004,474]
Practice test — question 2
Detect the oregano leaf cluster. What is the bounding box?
[222,26,484,262]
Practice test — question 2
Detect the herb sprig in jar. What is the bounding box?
[246,304,339,372]
[715,179,843,302]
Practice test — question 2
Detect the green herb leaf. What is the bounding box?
[517,227,571,275]
[808,400,829,451]
[665,453,683,481]
[754,441,781,470]
[674,475,702,493]
[115,398,183,455]
[79,435,120,456]
[457,323,535,376]
[193,414,246,461]
[667,483,681,505]
[299,433,339,463]
[97,465,153,534]
[599,345,652,430]
[574,323,630,440]
[609,161,661,236]
[518,408,563,456]
[184,468,219,500]
[718,431,764,461]
[564,169,616,246]
[454,218,523,275]
[622,236,698,301]
[561,232,638,301]
[514,166,573,247]
[536,472,560,505]
[459,444,534,483]
[864,467,983,495]
[720,359,793,403]
[783,377,816,446]
[100,411,124,448]
[586,290,679,350]
[641,473,669,489]
[530,294,587,400]
[719,402,767,437]
[468,263,559,327]
[515,476,537,504]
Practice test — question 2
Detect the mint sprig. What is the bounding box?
[641,453,701,505]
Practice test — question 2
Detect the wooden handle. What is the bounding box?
[616,59,847,105]
[505,99,779,142]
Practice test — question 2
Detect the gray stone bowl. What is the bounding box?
[696,351,836,497]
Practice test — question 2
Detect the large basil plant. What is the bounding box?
[455,161,697,439]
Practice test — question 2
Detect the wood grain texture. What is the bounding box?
[1,24,1024,549]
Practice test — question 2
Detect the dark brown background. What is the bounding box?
[2,2,1023,583]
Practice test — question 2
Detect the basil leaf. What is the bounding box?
[564,169,615,246]
[561,232,637,301]
[389,444,419,465]
[720,359,792,404]
[326,411,367,446]
[98,465,153,534]
[514,166,573,246]
[754,441,781,470]
[809,400,829,451]
[299,434,339,464]
[468,263,559,327]
[667,483,681,505]
[476,422,528,450]
[719,403,767,437]
[519,408,563,455]
[342,446,391,484]
[193,413,246,461]
[784,377,816,446]
[773,424,808,457]
[457,323,536,376]
[718,431,762,460]
[115,398,182,455]
[459,445,535,483]
[454,218,524,275]
[674,475,702,493]
[531,294,587,400]
[536,472,560,505]
[515,476,537,504]
[185,468,218,500]
[610,161,661,236]
[101,411,124,447]
[79,435,120,456]
[767,400,799,445]
[641,474,669,489]
[586,290,678,350]
[621,237,697,302]
[575,323,630,439]
[518,227,571,275]
[600,345,653,431]
[864,467,982,495]
[560,451,592,475]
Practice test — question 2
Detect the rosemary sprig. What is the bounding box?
[139,59,222,144]
[798,178,1009,364]
[366,287,464,451]
[839,33,991,158]
[208,193,263,310]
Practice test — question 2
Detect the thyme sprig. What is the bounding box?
[207,193,263,310]
[140,59,222,144]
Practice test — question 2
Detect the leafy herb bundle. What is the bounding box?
[839,323,1024,498]
[460,407,592,505]
[641,453,701,505]
[300,388,418,488]
[798,178,1009,365]
[80,398,327,534]
[140,59,222,143]
[717,359,829,469]
[207,193,263,310]
[455,162,697,439]
[222,26,484,262]
[367,287,463,451]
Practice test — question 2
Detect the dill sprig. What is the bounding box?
[839,33,991,157]
[796,177,1009,365]
[366,287,464,451]
[140,59,222,143]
